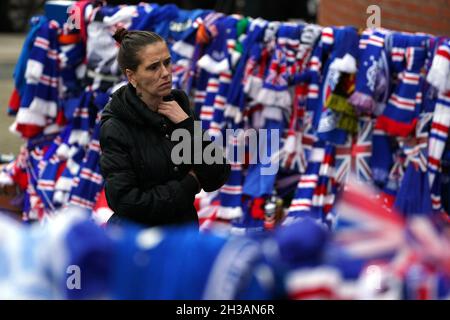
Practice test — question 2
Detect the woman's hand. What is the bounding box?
[157,100,190,124]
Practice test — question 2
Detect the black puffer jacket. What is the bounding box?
[99,83,230,228]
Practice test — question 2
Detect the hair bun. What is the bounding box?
[113,27,129,44]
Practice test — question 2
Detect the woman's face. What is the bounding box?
[127,41,172,100]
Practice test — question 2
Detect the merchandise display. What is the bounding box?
[0,0,449,300]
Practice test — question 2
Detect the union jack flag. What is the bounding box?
[281,111,317,173]
[334,177,406,259]
[400,112,432,172]
[265,48,289,88]
[334,117,373,184]
[428,92,450,188]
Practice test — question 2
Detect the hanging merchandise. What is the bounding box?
[11,18,62,139]
[393,112,433,216]
[284,140,336,228]
[0,1,449,232]
[376,44,427,137]
[348,28,391,115]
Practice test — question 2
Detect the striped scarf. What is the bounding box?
[224,19,271,127]
[428,92,450,188]
[189,12,224,117]
[13,20,61,139]
[8,16,47,115]
[217,132,244,221]
[427,40,450,188]
[255,23,302,112]
[285,141,336,228]
[376,45,427,137]
[69,115,103,210]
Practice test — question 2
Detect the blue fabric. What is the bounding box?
[108,223,272,299]
[370,131,395,187]
[65,217,114,299]
[243,118,285,197]
[394,162,432,217]
[274,217,329,268]
[134,4,179,38]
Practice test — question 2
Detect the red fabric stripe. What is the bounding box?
[324,204,333,214]
[289,287,336,300]
[58,33,81,45]
[251,197,265,220]
[94,189,110,211]
[437,48,450,60]
[431,122,449,134]
[55,162,67,181]
[375,115,417,137]
[12,168,28,191]
[342,186,405,227]
[299,178,318,184]
[428,157,440,166]
[56,109,67,126]
[369,37,384,45]
[323,153,334,166]
[16,123,43,138]
[418,286,430,300]
[8,88,21,113]
[315,184,327,196]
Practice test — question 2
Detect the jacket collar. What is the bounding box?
[106,83,170,134]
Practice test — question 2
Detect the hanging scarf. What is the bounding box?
[69,116,103,210]
[394,113,433,216]
[348,28,390,115]
[8,16,47,115]
[334,117,374,185]
[13,20,61,138]
[376,46,427,137]
[428,91,450,188]
[285,141,336,228]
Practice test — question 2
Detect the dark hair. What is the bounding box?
[112,27,165,74]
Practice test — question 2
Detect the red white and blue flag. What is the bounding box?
[334,117,373,184]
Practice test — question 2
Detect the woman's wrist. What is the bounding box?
[174,114,190,124]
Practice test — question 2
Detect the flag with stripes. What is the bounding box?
[69,117,104,210]
[217,131,244,220]
[13,19,61,139]
[426,39,450,94]
[334,117,373,184]
[334,177,406,260]
[428,92,450,188]
[286,141,336,228]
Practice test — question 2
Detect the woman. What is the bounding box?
[99,28,230,228]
